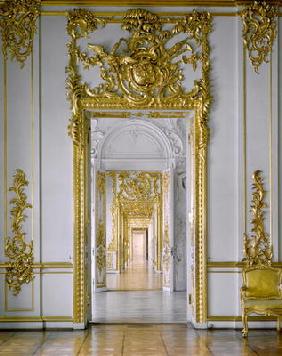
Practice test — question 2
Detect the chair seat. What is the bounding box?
[243,299,282,310]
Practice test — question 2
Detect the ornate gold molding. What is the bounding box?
[40,0,282,7]
[241,0,278,73]
[0,0,40,66]
[67,8,212,326]
[243,170,272,267]
[4,169,33,295]
[96,222,106,274]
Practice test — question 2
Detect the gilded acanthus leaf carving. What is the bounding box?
[243,170,272,267]
[96,222,106,273]
[5,169,34,295]
[66,8,212,111]
[0,0,40,66]
[241,0,278,73]
[118,171,161,201]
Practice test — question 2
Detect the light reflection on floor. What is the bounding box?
[93,259,186,323]
[106,260,162,291]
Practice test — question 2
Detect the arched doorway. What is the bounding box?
[90,118,189,322]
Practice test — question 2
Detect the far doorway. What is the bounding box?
[107,228,162,291]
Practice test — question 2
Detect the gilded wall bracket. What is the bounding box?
[4,169,33,296]
[0,0,40,66]
[241,0,278,73]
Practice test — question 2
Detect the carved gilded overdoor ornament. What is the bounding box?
[0,0,40,66]
[66,8,212,325]
[5,169,33,295]
[243,170,272,267]
[241,0,278,73]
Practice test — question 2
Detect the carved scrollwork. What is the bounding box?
[0,0,40,66]
[5,169,33,295]
[66,8,212,111]
[243,170,272,267]
[96,222,106,274]
[118,171,161,201]
[241,0,278,73]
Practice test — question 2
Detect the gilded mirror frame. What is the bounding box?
[66,8,211,327]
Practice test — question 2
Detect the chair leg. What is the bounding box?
[242,312,248,338]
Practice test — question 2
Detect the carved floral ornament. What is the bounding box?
[5,169,34,295]
[241,0,278,73]
[243,170,272,267]
[66,8,212,147]
[0,0,40,66]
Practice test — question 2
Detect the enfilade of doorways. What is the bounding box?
[91,170,187,323]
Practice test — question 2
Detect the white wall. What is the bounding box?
[0,4,281,328]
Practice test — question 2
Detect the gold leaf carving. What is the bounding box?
[96,222,106,273]
[0,0,40,66]
[5,169,33,295]
[118,171,161,201]
[67,8,212,325]
[66,8,212,111]
[66,9,105,146]
[97,171,106,195]
[241,0,278,73]
[243,170,272,267]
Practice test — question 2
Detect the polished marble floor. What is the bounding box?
[1,325,282,355]
[92,291,186,323]
[106,260,162,291]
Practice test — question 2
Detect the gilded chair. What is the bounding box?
[241,265,282,337]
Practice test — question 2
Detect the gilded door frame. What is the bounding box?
[66,9,211,327]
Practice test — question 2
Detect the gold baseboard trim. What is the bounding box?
[208,315,276,322]
[208,262,282,268]
[0,316,73,323]
[0,262,73,269]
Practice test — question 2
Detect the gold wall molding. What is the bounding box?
[207,315,277,321]
[208,261,282,268]
[4,169,34,296]
[241,0,278,73]
[0,316,73,322]
[0,262,73,268]
[40,0,282,6]
[66,7,212,326]
[243,170,272,267]
[0,0,40,66]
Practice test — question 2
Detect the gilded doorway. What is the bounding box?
[66,8,211,327]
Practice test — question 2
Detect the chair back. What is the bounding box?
[243,266,282,299]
